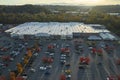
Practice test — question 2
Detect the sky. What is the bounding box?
[0,0,120,5]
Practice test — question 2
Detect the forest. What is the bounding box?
[0,5,120,36]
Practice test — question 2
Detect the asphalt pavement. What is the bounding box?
[0,36,120,80]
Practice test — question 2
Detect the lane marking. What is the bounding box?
[90,53,101,80]
[102,49,111,75]
[109,57,120,75]
[39,72,45,80]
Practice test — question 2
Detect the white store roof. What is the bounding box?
[5,22,110,36]
[99,32,117,40]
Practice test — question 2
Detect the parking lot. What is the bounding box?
[0,33,120,80]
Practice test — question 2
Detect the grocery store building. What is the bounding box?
[5,22,117,40]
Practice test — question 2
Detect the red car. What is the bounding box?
[2,56,11,61]
[48,44,54,49]
[60,74,66,80]
[79,57,90,65]
[16,76,25,80]
[42,57,53,64]
[36,47,41,52]
[91,48,97,54]
[61,48,70,55]
[0,47,7,51]
[117,75,120,80]
[116,59,120,65]
[0,75,6,80]
[107,75,116,80]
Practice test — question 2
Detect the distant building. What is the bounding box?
[80,12,89,15]
[52,11,60,14]
[107,13,120,16]
[66,11,79,14]
[73,32,81,38]
[5,22,112,40]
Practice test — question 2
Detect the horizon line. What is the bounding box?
[0,3,120,6]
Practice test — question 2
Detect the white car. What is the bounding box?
[45,52,50,54]
[24,43,28,46]
[88,46,93,50]
[60,56,66,60]
[61,54,66,57]
[0,63,4,66]
[46,65,52,69]
[22,74,28,79]
[14,52,19,56]
[66,74,71,78]
[53,43,56,46]
[34,53,38,56]
[65,44,70,47]
[21,45,25,48]
[40,66,47,70]
[60,60,66,63]
[10,58,14,61]
[19,44,22,46]
[78,46,83,49]
[30,68,36,72]
[22,76,28,79]
[49,53,54,56]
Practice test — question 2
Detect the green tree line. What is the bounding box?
[0,5,120,36]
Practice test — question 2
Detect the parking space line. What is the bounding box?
[102,49,111,75]
[49,66,59,80]
[90,53,101,80]
[39,73,45,80]
[110,57,120,75]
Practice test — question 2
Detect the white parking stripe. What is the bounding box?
[102,49,111,75]
[90,53,101,80]
[39,73,45,80]
[110,57,120,75]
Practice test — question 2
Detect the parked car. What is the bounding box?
[30,68,36,72]
[40,66,47,70]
